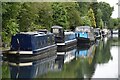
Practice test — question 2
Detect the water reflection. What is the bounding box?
[2,34,119,79]
[75,44,96,58]
[75,44,97,78]
[2,55,57,79]
[95,38,112,64]
[40,44,96,78]
[54,47,77,71]
[92,34,119,78]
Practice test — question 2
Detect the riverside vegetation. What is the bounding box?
[2,1,120,46]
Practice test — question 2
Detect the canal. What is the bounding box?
[1,34,119,79]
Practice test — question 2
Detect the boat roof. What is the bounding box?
[76,26,91,29]
[51,26,63,29]
[75,26,91,32]
[18,31,52,37]
[20,32,39,35]
[37,29,51,34]
[64,31,75,35]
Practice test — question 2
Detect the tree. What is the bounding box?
[36,2,53,30]
[96,8,103,28]
[90,2,98,27]
[62,2,82,29]
[2,2,114,46]
[2,2,21,44]
[77,2,90,17]
[81,16,91,26]
[99,19,104,29]
[98,2,114,27]
[18,3,39,32]
[52,2,68,29]
[88,8,96,27]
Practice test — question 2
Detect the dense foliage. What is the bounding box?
[108,18,120,29]
[2,2,114,46]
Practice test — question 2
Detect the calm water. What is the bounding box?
[1,34,119,79]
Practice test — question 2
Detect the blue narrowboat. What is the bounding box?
[75,26,95,45]
[3,31,57,60]
[51,26,77,51]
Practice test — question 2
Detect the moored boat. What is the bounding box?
[101,29,109,38]
[51,26,77,51]
[94,28,101,39]
[2,31,57,60]
[75,26,95,45]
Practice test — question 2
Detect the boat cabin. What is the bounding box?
[75,26,95,43]
[51,26,65,43]
[75,26,92,38]
[10,32,55,53]
[75,26,94,37]
[51,26,76,43]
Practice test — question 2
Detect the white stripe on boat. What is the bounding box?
[8,44,56,54]
[57,39,76,46]
[65,39,77,44]
[57,43,66,46]
[57,52,65,55]
[8,51,33,54]
[9,62,33,66]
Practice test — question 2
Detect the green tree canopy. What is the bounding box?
[98,2,114,27]
[87,8,96,27]
[52,2,68,29]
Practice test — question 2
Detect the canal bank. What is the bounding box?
[1,34,119,79]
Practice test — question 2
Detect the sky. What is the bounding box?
[97,0,118,18]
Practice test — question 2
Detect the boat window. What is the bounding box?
[53,29,59,33]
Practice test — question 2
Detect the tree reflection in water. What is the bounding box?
[40,37,115,78]
[95,37,112,64]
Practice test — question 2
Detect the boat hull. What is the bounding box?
[57,39,77,52]
[77,37,95,46]
[95,36,101,39]
[2,44,57,61]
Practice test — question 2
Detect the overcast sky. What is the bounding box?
[97,0,118,18]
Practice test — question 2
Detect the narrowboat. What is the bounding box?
[51,26,77,51]
[94,28,101,39]
[7,54,57,79]
[2,31,57,60]
[101,29,109,38]
[75,26,95,45]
